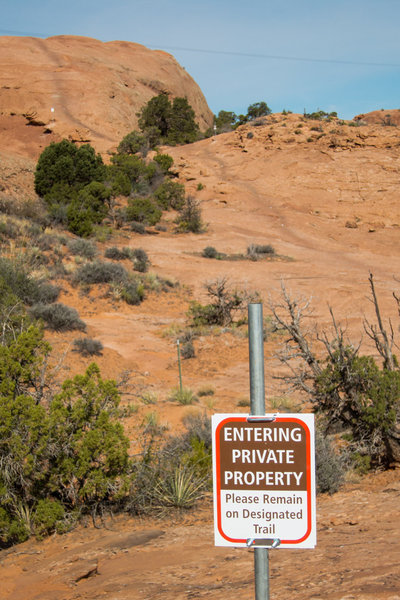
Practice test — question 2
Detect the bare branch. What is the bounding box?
[363,273,396,370]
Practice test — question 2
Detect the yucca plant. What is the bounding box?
[154,465,205,509]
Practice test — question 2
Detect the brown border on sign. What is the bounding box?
[215,416,313,545]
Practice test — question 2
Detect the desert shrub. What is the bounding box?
[178,329,196,359]
[67,238,97,259]
[43,182,77,222]
[247,101,271,120]
[35,140,106,198]
[32,499,66,538]
[169,387,198,405]
[166,97,199,145]
[153,465,205,509]
[0,335,131,547]
[175,195,203,233]
[74,261,127,285]
[153,153,174,175]
[66,182,110,237]
[247,243,275,260]
[132,248,150,273]
[270,276,400,468]
[154,180,185,210]
[138,93,200,146]
[197,386,215,397]
[125,197,162,226]
[29,303,86,332]
[214,110,238,132]
[35,281,61,304]
[315,352,400,466]
[0,220,21,240]
[117,130,149,156]
[130,221,146,234]
[73,337,103,356]
[108,153,147,188]
[138,93,171,141]
[35,233,59,251]
[181,339,195,359]
[315,430,345,494]
[0,257,46,306]
[202,246,218,258]
[105,246,133,260]
[161,413,212,482]
[304,110,337,121]
[128,412,210,515]
[120,279,145,305]
[188,277,256,327]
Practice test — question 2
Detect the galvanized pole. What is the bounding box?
[248,303,270,600]
[177,339,183,393]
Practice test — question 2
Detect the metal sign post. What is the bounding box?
[248,303,269,600]
[212,303,316,599]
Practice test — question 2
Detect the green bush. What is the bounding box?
[166,97,199,145]
[315,352,400,466]
[73,337,103,356]
[132,248,150,273]
[137,93,200,146]
[0,257,52,306]
[29,303,86,332]
[175,196,203,233]
[66,182,110,237]
[0,327,131,547]
[154,180,185,210]
[117,130,148,156]
[188,278,254,327]
[202,246,218,258]
[121,280,145,305]
[315,430,345,494]
[74,261,128,285]
[105,246,133,260]
[304,110,338,121]
[108,154,147,190]
[130,221,146,235]
[125,197,162,226]
[34,140,106,198]
[169,387,198,405]
[138,92,171,141]
[247,101,271,120]
[67,238,98,259]
[0,335,132,545]
[35,281,61,304]
[181,340,195,359]
[153,465,205,509]
[270,276,400,469]
[247,243,275,260]
[153,153,174,175]
[32,499,66,538]
[215,110,238,132]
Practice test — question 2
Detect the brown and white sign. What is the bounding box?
[212,413,316,548]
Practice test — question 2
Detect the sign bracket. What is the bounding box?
[247,538,281,549]
[246,415,276,423]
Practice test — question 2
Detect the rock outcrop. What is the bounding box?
[0,35,214,154]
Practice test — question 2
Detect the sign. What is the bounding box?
[212,413,316,548]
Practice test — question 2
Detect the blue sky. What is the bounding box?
[1,0,399,119]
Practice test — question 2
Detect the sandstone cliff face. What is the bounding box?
[0,35,214,153]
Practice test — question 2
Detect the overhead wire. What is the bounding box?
[0,27,399,68]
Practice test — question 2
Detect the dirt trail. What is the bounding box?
[1,470,399,600]
[1,113,400,599]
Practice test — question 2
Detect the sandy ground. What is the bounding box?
[1,470,399,600]
[0,111,400,598]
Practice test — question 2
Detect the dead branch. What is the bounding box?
[363,272,396,370]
